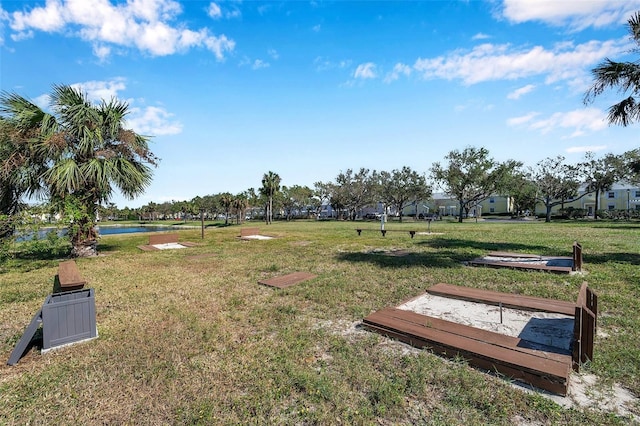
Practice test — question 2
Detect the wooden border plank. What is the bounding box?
[363,308,570,395]
[371,308,570,362]
[426,283,576,316]
[258,272,317,289]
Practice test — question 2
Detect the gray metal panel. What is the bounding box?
[42,289,96,350]
[7,308,44,366]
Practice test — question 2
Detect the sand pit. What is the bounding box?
[482,255,574,268]
[397,293,574,353]
[241,234,274,240]
[152,242,188,250]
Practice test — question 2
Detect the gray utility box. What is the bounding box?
[42,288,98,352]
[8,288,98,365]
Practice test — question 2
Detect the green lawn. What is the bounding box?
[1,219,638,424]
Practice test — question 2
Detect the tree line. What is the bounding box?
[105,146,640,226]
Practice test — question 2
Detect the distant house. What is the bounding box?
[399,182,639,218]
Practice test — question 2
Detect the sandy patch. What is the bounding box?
[482,255,574,268]
[152,242,188,250]
[241,235,274,240]
[397,294,574,352]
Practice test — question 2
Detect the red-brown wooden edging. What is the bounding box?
[137,233,198,251]
[363,283,597,395]
[363,308,571,395]
[57,260,87,292]
[573,242,583,272]
[426,283,576,315]
[240,227,260,238]
[468,242,583,274]
[258,272,317,289]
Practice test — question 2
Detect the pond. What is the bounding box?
[97,225,178,235]
[16,224,180,241]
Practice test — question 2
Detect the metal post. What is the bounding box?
[627,189,630,217]
[200,208,205,239]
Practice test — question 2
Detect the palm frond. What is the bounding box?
[44,158,83,197]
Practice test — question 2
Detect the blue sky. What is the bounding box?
[2,0,640,208]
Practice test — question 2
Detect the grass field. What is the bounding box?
[1,219,639,425]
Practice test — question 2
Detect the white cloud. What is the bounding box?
[507,84,536,99]
[312,24,321,32]
[566,145,608,153]
[472,32,490,40]
[314,56,351,72]
[30,78,182,136]
[0,7,9,45]
[34,94,51,110]
[509,107,607,137]
[354,62,376,79]
[127,105,182,136]
[507,112,539,126]
[92,43,111,61]
[252,59,269,70]
[268,48,279,60]
[413,38,631,86]
[384,63,411,83]
[500,0,640,30]
[69,79,127,103]
[7,0,235,59]
[10,0,66,33]
[207,2,222,19]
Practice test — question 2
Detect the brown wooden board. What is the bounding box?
[148,233,179,245]
[240,227,260,237]
[363,307,571,395]
[258,272,317,289]
[377,308,570,361]
[426,283,576,316]
[58,260,87,290]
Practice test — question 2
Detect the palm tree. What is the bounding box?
[584,11,640,126]
[0,85,158,257]
[0,100,52,240]
[261,171,281,224]
[219,192,233,226]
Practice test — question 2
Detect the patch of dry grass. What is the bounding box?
[1,219,638,424]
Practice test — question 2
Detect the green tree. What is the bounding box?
[0,85,158,256]
[0,101,51,241]
[376,166,432,223]
[584,12,640,126]
[232,193,249,224]
[500,170,537,217]
[313,181,333,218]
[335,168,375,220]
[529,156,590,222]
[261,171,281,224]
[281,185,314,220]
[219,192,233,226]
[583,152,623,219]
[243,188,259,221]
[431,147,520,223]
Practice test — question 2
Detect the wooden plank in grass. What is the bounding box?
[258,272,317,289]
[426,283,576,316]
[363,307,571,395]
